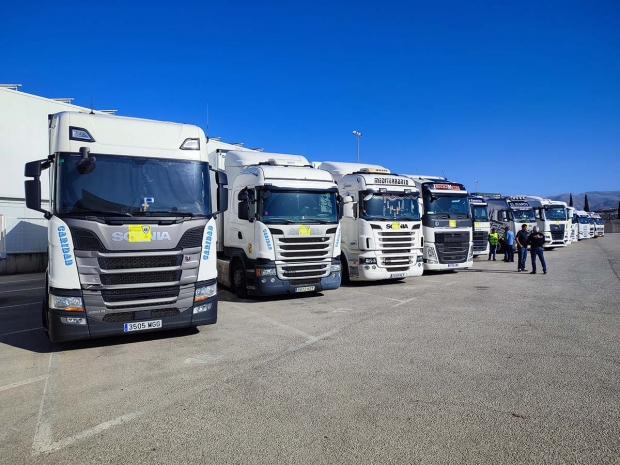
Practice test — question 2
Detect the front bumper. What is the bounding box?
[47,296,217,343]
[423,259,473,271]
[249,271,341,296]
[351,262,423,281]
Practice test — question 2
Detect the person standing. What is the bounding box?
[527,226,547,274]
[488,227,499,261]
[503,226,515,262]
[515,224,529,272]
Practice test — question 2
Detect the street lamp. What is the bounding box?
[474,180,479,194]
[352,130,362,163]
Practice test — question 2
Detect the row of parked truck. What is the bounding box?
[23,112,602,342]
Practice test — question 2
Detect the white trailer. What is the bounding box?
[404,175,473,271]
[209,150,342,298]
[25,111,227,342]
[317,161,423,281]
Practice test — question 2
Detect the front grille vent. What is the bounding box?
[177,226,205,249]
[102,308,180,323]
[71,228,105,251]
[98,255,182,270]
[101,285,180,302]
[100,271,181,286]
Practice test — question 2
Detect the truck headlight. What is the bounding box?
[49,294,83,312]
[195,283,217,302]
[360,258,377,264]
[426,245,437,259]
[416,255,424,263]
[255,268,277,276]
[330,263,341,271]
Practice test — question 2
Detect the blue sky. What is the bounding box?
[1,0,619,196]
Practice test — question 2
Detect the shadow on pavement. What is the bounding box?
[0,325,200,354]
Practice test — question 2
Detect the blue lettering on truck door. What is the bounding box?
[262,229,273,250]
[203,225,214,260]
[57,226,73,266]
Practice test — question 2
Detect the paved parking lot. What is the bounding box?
[1,236,619,464]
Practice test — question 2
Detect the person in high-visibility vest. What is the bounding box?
[488,227,500,261]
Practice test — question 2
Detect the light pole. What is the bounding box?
[474,180,479,194]
[352,130,362,163]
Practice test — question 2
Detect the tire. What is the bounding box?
[231,260,248,299]
[340,254,350,284]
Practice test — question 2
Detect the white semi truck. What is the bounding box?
[317,162,423,281]
[523,196,569,248]
[573,210,592,240]
[591,213,605,237]
[24,112,228,342]
[210,150,341,298]
[566,206,578,243]
[485,196,536,251]
[468,196,490,257]
[404,175,473,271]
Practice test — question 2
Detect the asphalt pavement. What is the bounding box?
[1,236,619,464]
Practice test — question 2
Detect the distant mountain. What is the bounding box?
[548,191,620,211]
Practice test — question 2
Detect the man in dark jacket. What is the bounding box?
[515,224,529,272]
[526,226,547,274]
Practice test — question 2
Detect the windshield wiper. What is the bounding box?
[303,219,332,224]
[133,211,197,217]
[69,209,133,217]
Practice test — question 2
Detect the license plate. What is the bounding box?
[123,320,162,332]
[448,264,458,267]
[294,286,316,293]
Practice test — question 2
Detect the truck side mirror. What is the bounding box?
[24,159,51,219]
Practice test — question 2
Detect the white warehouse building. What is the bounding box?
[0,85,114,273]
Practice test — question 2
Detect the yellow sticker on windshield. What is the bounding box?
[299,225,311,236]
[475,222,480,227]
[555,221,559,225]
[449,220,457,227]
[128,225,152,242]
[391,222,401,230]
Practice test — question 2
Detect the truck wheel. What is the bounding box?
[341,254,350,284]
[231,261,248,299]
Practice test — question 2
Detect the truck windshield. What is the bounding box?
[578,217,590,224]
[360,193,420,221]
[595,219,604,225]
[544,206,567,220]
[56,154,211,216]
[259,190,338,224]
[471,206,489,221]
[423,194,470,217]
[511,209,536,222]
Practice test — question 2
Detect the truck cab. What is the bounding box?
[405,175,473,271]
[485,196,536,251]
[24,112,226,342]
[573,210,591,240]
[318,162,423,281]
[566,206,578,243]
[468,196,490,256]
[524,196,569,249]
[211,151,341,297]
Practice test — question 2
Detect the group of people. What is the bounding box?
[488,225,547,274]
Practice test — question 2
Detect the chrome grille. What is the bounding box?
[473,231,488,251]
[377,230,415,271]
[272,234,334,280]
[435,232,469,263]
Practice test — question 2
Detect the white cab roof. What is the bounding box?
[53,112,205,160]
[224,151,310,168]
[318,161,389,181]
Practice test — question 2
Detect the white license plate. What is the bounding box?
[294,286,316,293]
[123,320,162,332]
[448,264,458,267]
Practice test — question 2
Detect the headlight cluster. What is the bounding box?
[49,295,83,312]
[360,258,377,265]
[330,264,342,271]
[195,283,217,302]
[255,268,277,276]
[425,245,437,259]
